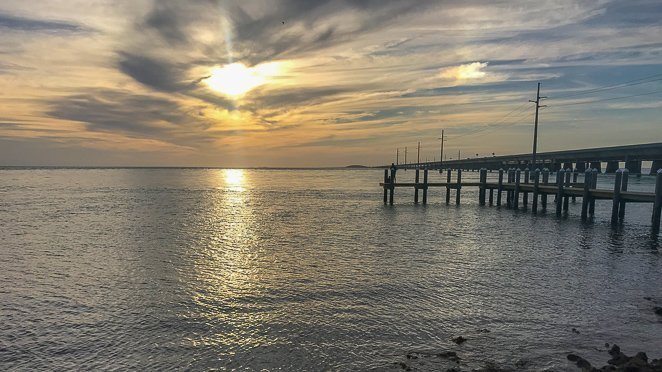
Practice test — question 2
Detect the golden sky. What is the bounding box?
[0,0,661,166]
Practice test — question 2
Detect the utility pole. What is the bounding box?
[458,149,461,160]
[396,148,399,165]
[404,147,407,165]
[417,142,421,165]
[529,82,546,168]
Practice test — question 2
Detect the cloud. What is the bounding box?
[440,62,489,81]
[46,88,206,143]
[0,12,91,33]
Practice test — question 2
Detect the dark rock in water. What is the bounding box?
[477,328,491,333]
[567,353,593,370]
[452,336,467,344]
[644,296,653,301]
[605,343,610,348]
[569,345,662,371]
[437,351,460,362]
[609,344,621,356]
[572,327,580,334]
[654,306,662,315]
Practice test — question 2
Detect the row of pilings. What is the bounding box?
[382,167,662,233]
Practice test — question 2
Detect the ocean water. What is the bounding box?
[1,168,661,371]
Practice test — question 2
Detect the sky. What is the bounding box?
[0,0,661,167]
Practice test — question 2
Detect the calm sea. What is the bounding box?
[1,168,661,371]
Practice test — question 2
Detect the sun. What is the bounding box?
[204,62,281,97]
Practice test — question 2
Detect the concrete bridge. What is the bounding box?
[397,142,662,175]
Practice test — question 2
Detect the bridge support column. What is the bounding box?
[563,162,573,170]
[551,162,562,172]
[575,161,586,172]
[651,160,662,175]
[624,160,641,174]
[590,162,602,173]
[606,161,619,173]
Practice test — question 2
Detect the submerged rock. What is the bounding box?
[654,307,662,316]
[453,336,467,345]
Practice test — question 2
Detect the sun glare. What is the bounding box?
[205,62,281,97]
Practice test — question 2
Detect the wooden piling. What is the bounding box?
[446,169,451,204]
[619,169,629,221]
[497,169,504,206]
[514,169,521,210]
[542,168,549,211]
[523,168,530,209]
[611,169,623,225]
[532,168,540,213]
[479,168,487,205]
[422,168,428,205]
[506,169,513,208]
[563,169,571,212]
[556,169,565,216]
[653,169,662,232]
[414,169,420,204]
[389,167,396,205]
[455,169,462,205]
[581,169,592,220]
[589,169,598,216]
[572,170,578,203]
[383,169,388,204]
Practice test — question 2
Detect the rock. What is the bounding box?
[477,328,491,333]
[644,296,653,301]
[452,336,467,345]
[567,354,593,370]
[654,306,662,315]
[572,327,580,334]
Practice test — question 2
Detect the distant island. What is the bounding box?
[345,165,369,168]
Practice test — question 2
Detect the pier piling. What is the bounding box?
[619,169,629,221]
[414,169,420,204]
[556,169,565,216]
[514,169,521,209]
[497,169,503,206]
[456,169,462,205]
[446,169,451,204]
[581,169,592,220]
[422,168,428,205]
[653,169,662,231]
[611,169,623,225]
[542,169,549,211]
[532,169,540,213]
[523,168,529,210]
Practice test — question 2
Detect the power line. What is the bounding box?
[549,73,662,100]
[549,89,662,107]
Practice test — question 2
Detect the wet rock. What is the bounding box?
[654,307,662,316]
[452,336,467,345]
[572,327,581,334]
[567,354,593,370]
[569,345,662,371]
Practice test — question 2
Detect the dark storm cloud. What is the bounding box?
[47,89,204,139]
[0,13,90,33]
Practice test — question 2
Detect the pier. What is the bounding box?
[381,167,662,233]
[397,142,662,175]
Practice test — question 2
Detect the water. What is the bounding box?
[1,168,661,371]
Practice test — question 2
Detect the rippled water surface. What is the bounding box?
[1,168,661,371]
